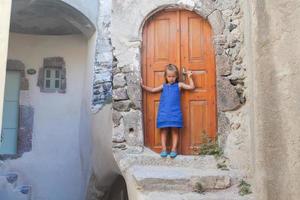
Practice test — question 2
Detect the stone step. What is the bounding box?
[141,186,254,200]
[135,154,219,169]
[130,165,241,192]
[115,148,220,170]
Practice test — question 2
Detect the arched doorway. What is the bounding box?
[142,10,217,155]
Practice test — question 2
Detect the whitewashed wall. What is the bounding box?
[5,33,87,200]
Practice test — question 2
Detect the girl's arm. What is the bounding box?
[179,71,195,90]
[140,80,163,93]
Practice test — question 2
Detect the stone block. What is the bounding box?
[113,73,126,88]
[217,112,230,148]
[125,72,140,85]
[217,77,241,111]
[176,0,195,11]
[215,0,238,10]
[112,110,122,127]
[127,85,142,109]
[194,0,216,18]
[208,10,225,35]
[216,55,232,76]
[112,88,128,100]
[113,119,125,143]
[123,110,143,146]
[113,100,132,111]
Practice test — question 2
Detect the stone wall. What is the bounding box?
[91,0,113,112]
[105,0,252,172]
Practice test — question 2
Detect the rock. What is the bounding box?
[123,110,143,146]
[112,110,122,127]
[213,35,227,45]
[217,112,230,148]
[217,77,241,111]
[112,88,128,100]
[127,85,142,109]
[113,100,132,111]
[208,10,225,35]
[177,0,195,11]
[113,73,126,88]
[228,23,237,32]
[126,72,140,85]
[113,119,125,143]
[194,0,216,18]
[216,55,232,76]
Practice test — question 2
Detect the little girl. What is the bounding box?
[140,64,195,158]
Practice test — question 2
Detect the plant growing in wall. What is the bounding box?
[238,179,252,196]
[198,131,223,158]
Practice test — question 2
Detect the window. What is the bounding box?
[37,57,66,93]
[44,68,62,90]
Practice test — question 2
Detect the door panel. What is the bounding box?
[143,10,216,155]
[180,11,216,154]
[0,71,20,154]
[143,11,181,153]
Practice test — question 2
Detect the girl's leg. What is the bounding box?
[160,128,168,151]
[171,128,179,152]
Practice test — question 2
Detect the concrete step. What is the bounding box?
[141,186,254,200]
[130,165,241,192]
[115,148,220,170]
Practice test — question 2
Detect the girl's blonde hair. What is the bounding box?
[164,64,179,83]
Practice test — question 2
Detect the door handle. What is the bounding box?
[182,66,187,81]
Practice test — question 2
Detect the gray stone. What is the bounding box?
[130,165,232,192]
[217,77,241,111]
[121,65,134,73]
[215,45,224,55]
[194,0,216,18]
[113,119,125,143]
[213,35,227,45]
[113,100,132,111]
[43,57,65,67]
[113,73,126,88]
[217,112,230,148]
[125,72,140,85]
[6,59,25,70]
[127,85,142,109]
[215,0,237,10]
[228,23,237,32]
[94,69,112,83]
[216,55,232,76]
[123,110,143,146]
[208,10,225,35]
[176,0,196,11]
[112,110,122,127]
[112,88,128,100]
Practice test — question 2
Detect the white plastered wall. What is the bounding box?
[5,33,88,200]
[0,0,12,138]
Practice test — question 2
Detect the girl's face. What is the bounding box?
[166,70,177,84]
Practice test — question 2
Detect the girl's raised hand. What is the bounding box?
[140,78,144,86]
[187,71,193,78]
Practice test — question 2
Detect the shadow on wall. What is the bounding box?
[107,175,129,200]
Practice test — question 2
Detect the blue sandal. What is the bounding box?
[169,151,177,158]
[160,150,168,158]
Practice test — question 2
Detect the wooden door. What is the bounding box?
[0,71,20,154]
[142,10,216,155]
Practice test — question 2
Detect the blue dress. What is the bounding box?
[157,82,183,128]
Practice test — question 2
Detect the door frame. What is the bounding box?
[141,9,217,154]
[0,59,33,158]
